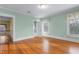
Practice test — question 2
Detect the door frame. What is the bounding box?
[42,20,49,35]
[0,13,15,41]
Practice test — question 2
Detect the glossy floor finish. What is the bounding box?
[0,36,79,54]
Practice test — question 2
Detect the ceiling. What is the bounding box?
[0,4,78,18]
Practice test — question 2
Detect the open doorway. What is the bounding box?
[0,14,15,44]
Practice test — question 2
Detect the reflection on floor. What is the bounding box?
[0,36,79,54]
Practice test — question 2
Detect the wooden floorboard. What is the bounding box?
[0,36,79,54]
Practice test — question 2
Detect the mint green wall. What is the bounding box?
[49,15,66,37]
[0,8,35,41]
[46,6,79,42]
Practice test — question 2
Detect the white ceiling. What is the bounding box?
[0,4,78,18]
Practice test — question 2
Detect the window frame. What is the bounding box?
[67,13,79,37]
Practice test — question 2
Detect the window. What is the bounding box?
[67,12,79,36]
[33,19,41,35]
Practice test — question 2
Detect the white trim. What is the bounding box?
[44,35,79,43]
[14,35,43,42]
[14,36,36,42]
[0,13,15,41]
[43,35,67,40]
[14,35,79,43]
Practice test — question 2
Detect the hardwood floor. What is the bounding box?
[0,36,79,54]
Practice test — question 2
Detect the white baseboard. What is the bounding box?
[13,35,42,42]
[13,36,35,42]
[44,35,79,43]
[14,35,79,43]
